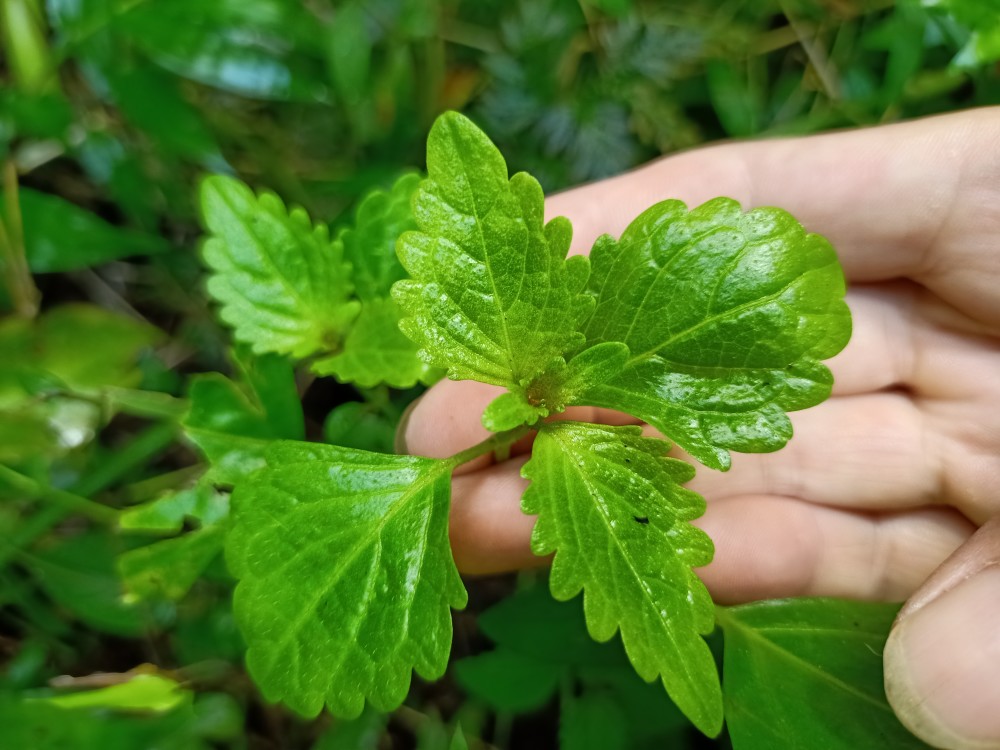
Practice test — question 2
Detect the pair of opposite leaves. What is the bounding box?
[221,111,851,736]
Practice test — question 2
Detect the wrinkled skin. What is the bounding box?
[402,108,1000,749]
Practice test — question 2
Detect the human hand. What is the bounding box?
[400,108,1000,749]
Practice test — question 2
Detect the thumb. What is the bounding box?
[884,515,1000,749]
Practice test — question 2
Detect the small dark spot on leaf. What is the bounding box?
[633,516,649,525]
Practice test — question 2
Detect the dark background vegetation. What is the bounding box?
[1,0,998,747]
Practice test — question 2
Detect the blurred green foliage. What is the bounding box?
[0,0,996,747]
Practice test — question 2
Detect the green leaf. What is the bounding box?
[457,580,692,742]
[118,526,225,602]
[0,691,230,750]
[454,650,561,713]
[7,188,169,272]
[31,532,145,637]
[182,351,304,485]
[312,706,387,750]
[226,441,467,718]
[521,421,722,736]
[560,691,629,750]
[323,401,397,454]
[342,172,420,303]
[40,674,189,713]
[114,0,329,102]
[312,298,436,387]
[717,599,931,749]
[200,175,360,359]
[393,111,593,388]
[106,65,218,160]
[578,198,851,470]
[119,484,230,534]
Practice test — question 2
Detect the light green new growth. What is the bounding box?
[200,173,433,389]
[225,441,467,718]
[200,176,360,359]
[213,110,853,735]
[392,111,593,422]
[314,173,438,387]
[522,422,721,735]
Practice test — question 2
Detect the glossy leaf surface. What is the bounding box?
[718,599,930,749]
[521,421,722,735]
[226,441,467,718]
[579,198,851,469]
[393,111,592,388]
[200,175,359,359]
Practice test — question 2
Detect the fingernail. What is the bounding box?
[885,565,1000,749]
[394,397,421,455]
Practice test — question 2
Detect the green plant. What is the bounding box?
[192,111,926,746]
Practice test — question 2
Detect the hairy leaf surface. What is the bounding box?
[200,175,359,358]
[718,599,931,749]
[226,441,467,718]
[579,198,851,470]
[393,111,593,388]
[521,421,722,735]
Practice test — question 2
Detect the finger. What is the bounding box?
[447,455,972,598]
[546,108,1000,298]
[884,516,1000,749]
[696,496,973,604]
[673,392,942,512]
[449,457,540,575]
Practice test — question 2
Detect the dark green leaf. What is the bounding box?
[323,401,397,454]
[454,650,561,713]
[312,706,387,750]
[578,198,851,470]
[717,599,932,750]
[31,532,145,637]
[9,188,169,272]
[115,0,329,101]
[560,691,629,750]
[226,441,467,717]
[522,421,721,735]
[106,65,217,159]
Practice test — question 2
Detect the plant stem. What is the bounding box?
[0,466,118,525]
[72,420,179,497]
[0,421,179,568]
[0,160,40,318]
[446,424,534,470]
